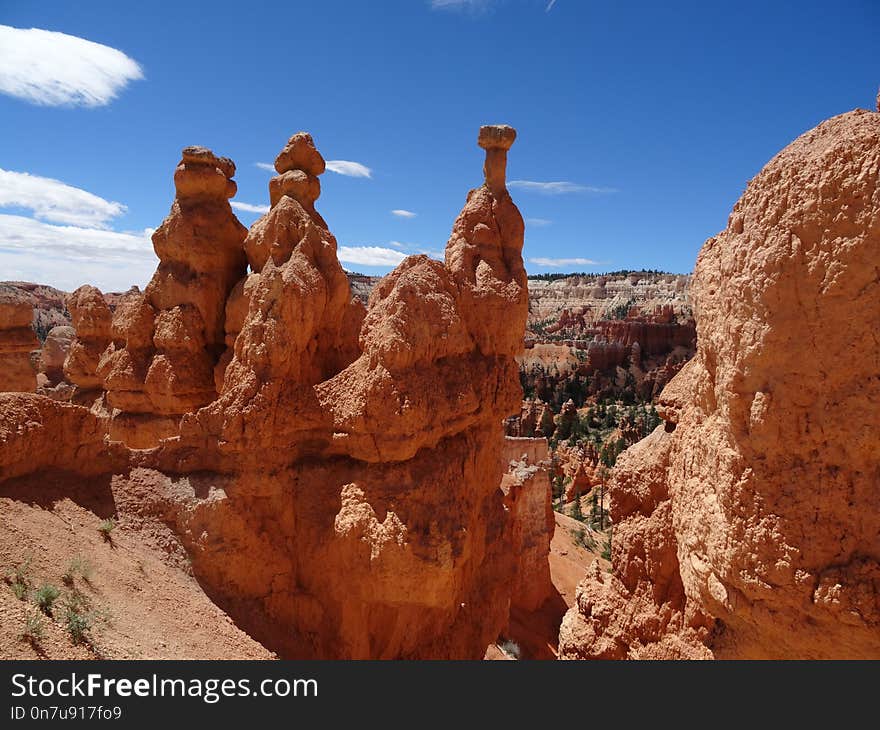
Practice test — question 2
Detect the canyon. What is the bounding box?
[1,99,879,660]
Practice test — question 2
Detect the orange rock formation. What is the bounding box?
[64,285,113,409]
[13,124,527,659]
[98,147,247,447]
[559,106,880,659]
[0,286,38,393]
[501,437,554,614]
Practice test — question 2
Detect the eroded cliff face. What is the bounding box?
[0,286,38,393]
[500,437,554,614]
[97,125,530,658]
[98,148,248,448]
[559,107,880,659]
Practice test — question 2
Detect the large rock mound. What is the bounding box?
[559,107,880,659]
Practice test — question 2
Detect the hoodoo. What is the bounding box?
[98,147,248,447]
[107,125,531,658]
[559,106,880,660]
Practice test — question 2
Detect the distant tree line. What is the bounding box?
[527,269,684,281]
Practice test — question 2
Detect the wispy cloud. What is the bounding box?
[0,214,156,290]
[391,209,417,218]
[338,245,407,267]
[430,0,492,10]
[230,201,270,215]
[509,180,618,195]
[0,168,127,227]
[546,0,557,11]
[529,256,599,267]
[526,217,552,226]
[256,159,373,179]
[325,160,372,178]
[0,25,143,107]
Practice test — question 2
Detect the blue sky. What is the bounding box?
[0,0,878,291]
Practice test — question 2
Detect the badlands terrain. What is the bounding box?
[0,101,878,660]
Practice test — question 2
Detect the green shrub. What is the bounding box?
[97,518,116,541]
[22,609,45,643]
[62,555,93,585]
[63,592,94,644]
[6,554,33,600]
[34,583,60,615]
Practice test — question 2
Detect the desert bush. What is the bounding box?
[97,518,116,541]
[63,592,93,644]
[5,553,33,600]
[22,609,45,643]
[34,583,60,615]
[62,554,93,585]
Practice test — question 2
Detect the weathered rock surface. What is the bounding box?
[105,125,530,659]
[39,326,75,384]
[501,437,554,613]
[0,286,38,393]
[559,107,880,660]
[64,285,113,412]
[98,147,247,447]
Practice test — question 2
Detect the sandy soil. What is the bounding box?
[0,493,273,660]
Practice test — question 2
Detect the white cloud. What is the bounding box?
[529,256,599,267]
[391,209,417,218]
[0,168,127,228]
[526,217,552,226]
[546,0,557,11]
[230,201,270,215]
[509,180,618,195]
[256,159,373,179]
[430,0,492,10]
[325,160,372,178]
[337,246,407,267]
[0,213,156,290]
[0,25,143,107]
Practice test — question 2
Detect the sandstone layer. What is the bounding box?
[559,107,880,660]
